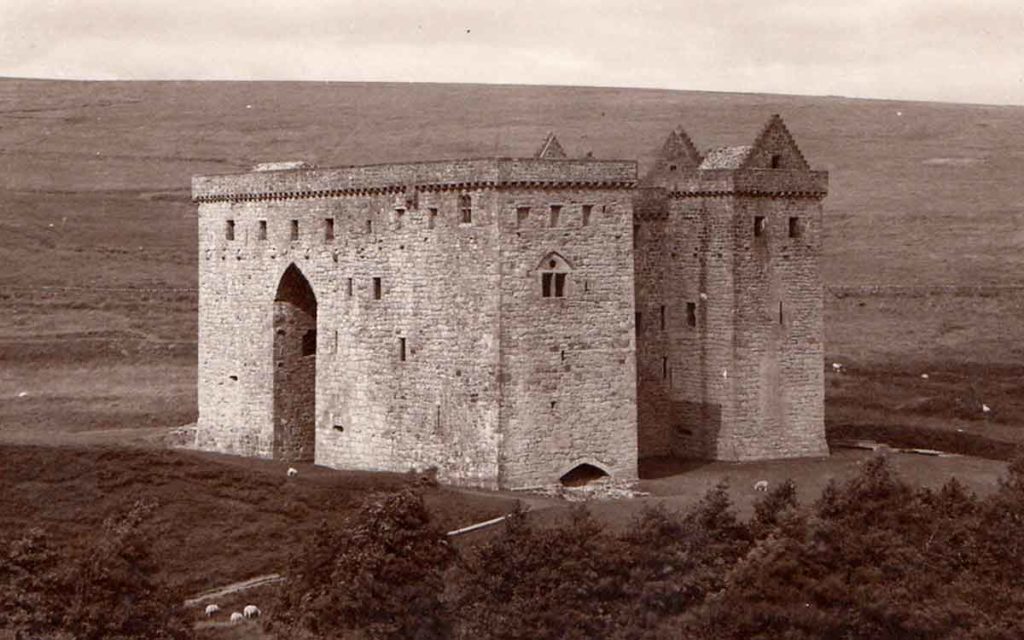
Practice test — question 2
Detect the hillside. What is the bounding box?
[1,78,1024,443]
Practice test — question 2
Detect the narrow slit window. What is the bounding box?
[516,206,530,227]
[779,301,784,325]
[554,273,566,297]
[542,272,553,298]
[225,220,235,241]
[662,357,669,379]
[771,154,782,169]
[395,208,405,229]
[660,305,666,330]
[754,216,766,238]
[346,278,353,298]
[686,302,697,328]
[373,277,382,300]
[366,219,373,234]
[789,216,803,238]
[459,194,472,224]
[399,337,407,362]
[428,207,438,229]
[325,217,335,241]
[290,219,299,241]
[581,204,592,227]
[257,220,267,240]
[549,205,561,228]
[635,311,642,333]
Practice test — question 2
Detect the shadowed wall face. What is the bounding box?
[273,264,317,462]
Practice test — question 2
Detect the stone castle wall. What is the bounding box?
[195,158,639,489]
[194,117,829,488]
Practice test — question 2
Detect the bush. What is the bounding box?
[267,488,454,640]
[0,499,192,640]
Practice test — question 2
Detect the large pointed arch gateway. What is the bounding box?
[272,264,317,461]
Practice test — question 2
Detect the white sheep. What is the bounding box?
[982,404,992,414]
[921,373,929,380]
[831,362,843,373]
[229,612,244,623]
[287,467,298,478]
[243,604,261,619]
[754,480,769,492]
[204,603,220,618]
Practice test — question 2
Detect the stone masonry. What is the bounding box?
[192,115,828,489]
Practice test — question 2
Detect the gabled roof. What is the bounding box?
[743,114,811,171]
[699,145,753,170]
[534,132,568,159]
[659,127,703,168]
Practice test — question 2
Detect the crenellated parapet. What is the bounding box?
[193,157,637,204]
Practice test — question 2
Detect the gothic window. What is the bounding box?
[538,252,571,298]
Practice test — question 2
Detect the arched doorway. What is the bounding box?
[273,264,317,461]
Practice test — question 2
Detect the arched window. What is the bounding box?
[538,252,571,298]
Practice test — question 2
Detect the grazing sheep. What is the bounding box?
[831,362,843,373]
[754,480,769,492]
[921,373,929,380]
[982,404,992,414]
[287,467,298,478]
[243,604,261,619]
[204,603,220,618]
[229,612,244,623]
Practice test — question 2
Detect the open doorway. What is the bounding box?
[273,264,317,461]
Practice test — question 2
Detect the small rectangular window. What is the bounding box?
[686,302,697,328]
[754,216,766,238]
[399,337,406,362]
[428,207,438,229]
[366,219,373,234]
[225,220,235,241]
[662,357,668,379]
[542,273,553,298]
[771,154,782,169]
[325,218,335,241]
[581,204,592,227]
[789,217,803,238]
[516,206,530,227]
[549,205,561,228]
[346,278,353,298]
[290,220,299,241]
[660,305,666,330]
[554,273,566,298]
[459,194,472,224]
[257,220,267,240]
[395,208,405,229]
[373,277,382,300]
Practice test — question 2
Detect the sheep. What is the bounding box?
[287,467,298,478]
[921,373,929,380]
[754,480,769,492]
[243,604,261,619]
[229,612,244,623]
[831,362,843,373]
[982,404,992,414]
[204,603,220,618]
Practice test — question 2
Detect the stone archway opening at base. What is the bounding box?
[273,264,317,462]
[559,463,610,487]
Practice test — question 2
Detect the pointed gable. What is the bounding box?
[640,126,703,185]
[742,114,811,171]
[534,132,567,159]
[658,127,703,169]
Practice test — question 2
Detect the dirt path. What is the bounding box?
[184,574,284,608]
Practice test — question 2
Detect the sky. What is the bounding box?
[2,0,1023,106]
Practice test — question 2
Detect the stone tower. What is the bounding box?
[634,115,829,460]
[191,116,829,489]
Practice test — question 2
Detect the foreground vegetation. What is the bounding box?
[9,453,1021,639]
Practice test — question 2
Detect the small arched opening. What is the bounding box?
[272,264,317,462]
[559,463,610,487]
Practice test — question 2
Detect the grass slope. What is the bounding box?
[2,78,1024,446]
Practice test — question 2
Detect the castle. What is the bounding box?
[191,114,829,489]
